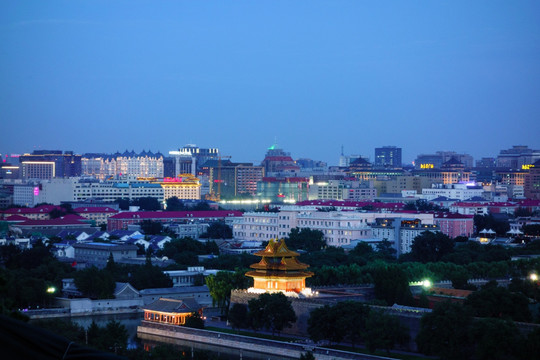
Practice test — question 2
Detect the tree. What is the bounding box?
[166,196,185,211]
[140,220,164,235]
[74,266,115,299]
[523,224,540,237]
[34,318,85,343]
[184,312,205,329]
[247,292,296,336]
[228,303,249,331]
[203,222,233,239]
[470,318,524,360]
[307,301,369,347]
[373,265,413,305]
[474,214,510,236]
[410,231,454,263]
[286,228,326,252]
[206,270,248,315]
[308,305,341,344]
[416,302,475,360]
[299,352,315,360]
[365,310,410,354]
[133,196,161,211]
[374,239,396,261]
[464,281,531,322]
[115,198,130,211]
[335,301,369,348]
[128,263,173,290]
[524,327,540,360]
[449,267,471,290]
[101,320,128,354]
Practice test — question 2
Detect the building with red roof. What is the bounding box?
[5,214,90,231]
[1,205,62,220]
[74,207,119,226]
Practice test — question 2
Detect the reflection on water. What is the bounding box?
[70,312,144,349]
[139,333,298,360]
[64,314,298,359]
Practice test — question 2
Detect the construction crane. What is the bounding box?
[205,155,231,202]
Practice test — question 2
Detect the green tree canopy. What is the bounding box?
[165,196,186,211]
[184,311,205,329]
[202,222,233,239]
[416,302,475,360]
[470,318,524,360]
[373,265,413,306]
[286,228,326,252]
[133,196,161,211]
[140,220,164,235]
[464,281,531,322]
[410,231,454,263]
[307,301,369,347]
[365,310,410,354]
[247,292,297,336]
[228,303,249,331]
[206,270,248,315]
[73,266,115,299]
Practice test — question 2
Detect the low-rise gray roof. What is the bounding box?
[143,297,200,313]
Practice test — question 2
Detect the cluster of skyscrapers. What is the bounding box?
[0,144,539,210]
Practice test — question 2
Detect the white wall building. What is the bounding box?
[421,183,484,201]
[308,180,376,201]
[370,218,440,255]
[233,207,435,248]
[13,184,39,207]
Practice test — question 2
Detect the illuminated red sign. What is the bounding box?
[164,177,183,183]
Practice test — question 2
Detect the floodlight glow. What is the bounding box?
[46,286,56,294]
[530,273,539,282]
[421,279,432,289]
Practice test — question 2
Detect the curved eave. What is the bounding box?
[245,270,314,278]
[250,263,309,271]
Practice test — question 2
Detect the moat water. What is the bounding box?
[68,313,297,359]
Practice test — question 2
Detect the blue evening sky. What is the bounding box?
[1,1,539,165]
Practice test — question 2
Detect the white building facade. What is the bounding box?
[233,207,435,248]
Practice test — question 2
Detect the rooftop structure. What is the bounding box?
[246,238,314,296]
[143,298,201,326]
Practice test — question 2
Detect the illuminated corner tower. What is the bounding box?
[246,239,314,296]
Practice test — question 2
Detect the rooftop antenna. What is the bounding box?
[341,145,344,156]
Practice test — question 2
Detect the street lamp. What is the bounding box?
[421,279,432,289]
[46,286,56,294]
[530,273,538,282]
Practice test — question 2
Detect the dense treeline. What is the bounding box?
[34,318,129,355]
[73,256,173,299]
[228,293,297,336]
[417,301,540,360]
[0,241,74,311]
[307,301,409,353]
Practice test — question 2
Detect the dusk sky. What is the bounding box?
[1,1,539,165]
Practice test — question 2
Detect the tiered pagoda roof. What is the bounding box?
[246,239,313,279]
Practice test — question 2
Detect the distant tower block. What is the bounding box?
[246,239,314,296]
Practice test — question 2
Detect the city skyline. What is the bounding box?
[2,2,539,164]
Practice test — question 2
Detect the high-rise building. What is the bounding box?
[497,145,540,170]
[203,161,264,198]
[260,144,299,176]
[20,150,81,179]
[374,146,402,169]
[81,151,164,179]
[524,159,540,199]
[415,151,473,170]
[180,144,219,172]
